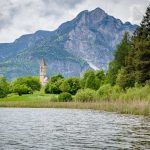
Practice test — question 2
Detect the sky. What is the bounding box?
[0,0,150,43]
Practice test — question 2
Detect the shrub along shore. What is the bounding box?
[0,86,149,116]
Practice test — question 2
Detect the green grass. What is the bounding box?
[0,92,149,116]
[2,92,56,101]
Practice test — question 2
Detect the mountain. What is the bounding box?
[0,8,138,80]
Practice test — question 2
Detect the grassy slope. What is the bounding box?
[0,93,149,116]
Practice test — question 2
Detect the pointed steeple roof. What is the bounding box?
[40,57,46,66]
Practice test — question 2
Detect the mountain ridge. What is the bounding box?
[0,7,138,80]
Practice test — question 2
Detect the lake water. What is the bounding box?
[0,108,150,150]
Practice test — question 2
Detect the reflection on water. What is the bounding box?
[0,108,149,150]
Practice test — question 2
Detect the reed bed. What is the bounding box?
[0,99,149,116]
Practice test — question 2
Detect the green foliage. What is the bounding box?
[45,75,81,95]
[66,77,80,95]
[75,89,97,102]
[12,76,41,91]
[95,69,106,86]
[123,5,150,86]
[58,92,72,102]
[97,84,113,100]
[50,74,64,82]
[120,47,136,88]
[119,84,150,101]
[107,32,131,85]
[45,83,60,94]
[81,70,100,90]
[107,6,150,87]
[134,39,150,84]
[12,84,32,96]
[60,80,70,92]
[85,72,99,90]
[80,70,94,88]
[96,84,150,101]
[114,32,131,67]
[116,68,135,89]
[11,76,41,96]
[110,85,123,100]
[106,61,119,85]
[45,74,64,94]
[26,76,41,91]
[0,77,9,98]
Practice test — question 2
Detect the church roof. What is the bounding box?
[40,57,46,66]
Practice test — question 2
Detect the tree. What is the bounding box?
[123,4,150,86]
[13,84,32,96]
[107,32,131,85]
[95,69,106,86]
[80,70,94,88]
[85,71,100,90]
[106,61,119,85]
[66,77,80,95]
[0,77,9,98]
[60,80,70,92]
[134,5,150,84]
[45,83,60,94]
[114,32,131,68]
[80,70,100,90]
[11,76,41,95]
[45,74,64,94]
[25,76,41,91]
[50,74,64,83]
[12,76,41,92]
[116,68,135,89]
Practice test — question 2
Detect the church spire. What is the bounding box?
[40,57,47,85]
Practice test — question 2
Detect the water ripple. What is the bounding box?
[0,108,149,150]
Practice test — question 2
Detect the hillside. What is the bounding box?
[0,8,137,79]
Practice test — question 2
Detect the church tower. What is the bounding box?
[40,58,47,85]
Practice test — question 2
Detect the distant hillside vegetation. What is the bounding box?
[0,8,137,80]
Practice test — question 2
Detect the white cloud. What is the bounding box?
[0,0,149,43]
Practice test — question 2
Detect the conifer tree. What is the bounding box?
[125,4,150,85]
[134,4,150,84]
[107,32,131,85]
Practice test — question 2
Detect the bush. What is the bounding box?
[50,74,64,82]
[13,84,32,96]
[45,74,64,94]
[80,70,94,89]
[97,84,113,100]
[0,88,7,98]
[58,92,72,102]
[119,85,150,101]
[45,83,61,94]
[95,69,106,86]
[66,77,80,95]
[25,77,41,91]
[110,85,123,100]
[12,76,41,92]
[75,89,97,102]
[60,81,70,92]
[0,77,9,98]
[81,70,100,90]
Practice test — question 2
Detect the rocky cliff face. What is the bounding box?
[64,8,137,70]
[0,8,137,79]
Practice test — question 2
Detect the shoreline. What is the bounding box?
[0,100,149,116]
